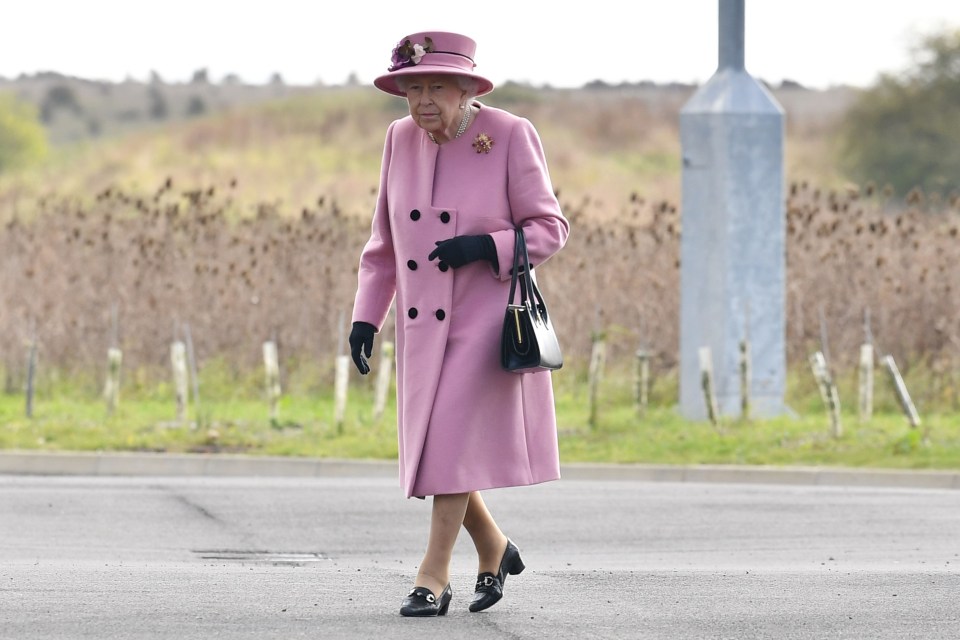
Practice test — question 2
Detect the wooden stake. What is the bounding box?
[263,341,281,421]
[881,355,921,428]
[109,303,119,349]
[698,346,719,427]
[334,354,350,434]
[827,379,842,438]
[740,300,752,421]
[739,339,751,421]
[818,305,832,367]
[337,310,346,356]
[588,335,606,429]
[373,340,394,421]
[104,347,122,415]
[862,307,874,346]
[183,323,201,413]
[634,349,650,414]
[809,351,841,437]
[171,341,188,423]
[858,343,874,423]
[25,325,37,419]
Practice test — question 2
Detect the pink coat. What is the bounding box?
[352,103,570,498]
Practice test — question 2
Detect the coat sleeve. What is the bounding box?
[490,116,570,279]
[351,122,398,331]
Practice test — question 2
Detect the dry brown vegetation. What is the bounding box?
[785,182,960,370]
[2,85,957,391]
[0,182,368,378]
[3,175,958,388]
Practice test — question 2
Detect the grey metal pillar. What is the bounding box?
[679,0,786,419]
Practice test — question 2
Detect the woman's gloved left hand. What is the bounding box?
[428,234,497,270]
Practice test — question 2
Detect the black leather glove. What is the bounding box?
[428,234,498,270]
[348,321,376,375]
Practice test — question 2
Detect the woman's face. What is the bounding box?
[403,74,468,143]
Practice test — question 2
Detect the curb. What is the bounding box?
[1,450,958,490]
[558,461,960,490]
[0,450,397,479]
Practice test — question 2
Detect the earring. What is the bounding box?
[459,104,465,110]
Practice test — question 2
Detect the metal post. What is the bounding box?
[718,0,745,70]
[679,0,786,419]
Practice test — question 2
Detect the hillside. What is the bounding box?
[0,71,319,144]
[0,74,860,220]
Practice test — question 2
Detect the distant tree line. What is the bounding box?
[38,81,209,126]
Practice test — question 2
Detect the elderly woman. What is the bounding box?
[348,31,569,617]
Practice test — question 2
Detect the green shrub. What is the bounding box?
[0,93,48,172]
[839,28,960,196]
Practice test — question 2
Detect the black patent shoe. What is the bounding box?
[469,539,525,612]
[399,584,452,617]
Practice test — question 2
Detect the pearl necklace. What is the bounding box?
[428,104,472,144]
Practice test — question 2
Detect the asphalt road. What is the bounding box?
[2,474,958,639]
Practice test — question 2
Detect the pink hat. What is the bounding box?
[374,31,494,97]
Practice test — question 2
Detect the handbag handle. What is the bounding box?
[507,228,541,315]
[507,228,520,304]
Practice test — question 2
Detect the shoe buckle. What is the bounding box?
[425,593,436,603]
[482,576,495,587]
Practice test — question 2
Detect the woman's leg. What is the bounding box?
[414,492,470,595]
[462,491,509,574]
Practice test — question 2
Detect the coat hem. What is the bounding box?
[407,472,560,499]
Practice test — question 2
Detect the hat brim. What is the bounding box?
[374,66,494,98]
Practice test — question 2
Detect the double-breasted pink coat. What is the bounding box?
[352,103,570,498]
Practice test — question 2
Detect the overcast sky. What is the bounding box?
[2,1,958,89]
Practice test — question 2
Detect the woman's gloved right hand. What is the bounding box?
[348,321,376,375]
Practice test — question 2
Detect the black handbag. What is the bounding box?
[500,227,563,373]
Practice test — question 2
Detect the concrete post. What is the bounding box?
[679,0,786,419]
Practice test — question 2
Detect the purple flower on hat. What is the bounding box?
[388,36,435,72]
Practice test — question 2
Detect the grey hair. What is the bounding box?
[395,74,479,101]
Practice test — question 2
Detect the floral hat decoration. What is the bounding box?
[374,31,494,98]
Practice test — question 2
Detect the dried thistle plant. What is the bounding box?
[0,179,957,389]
